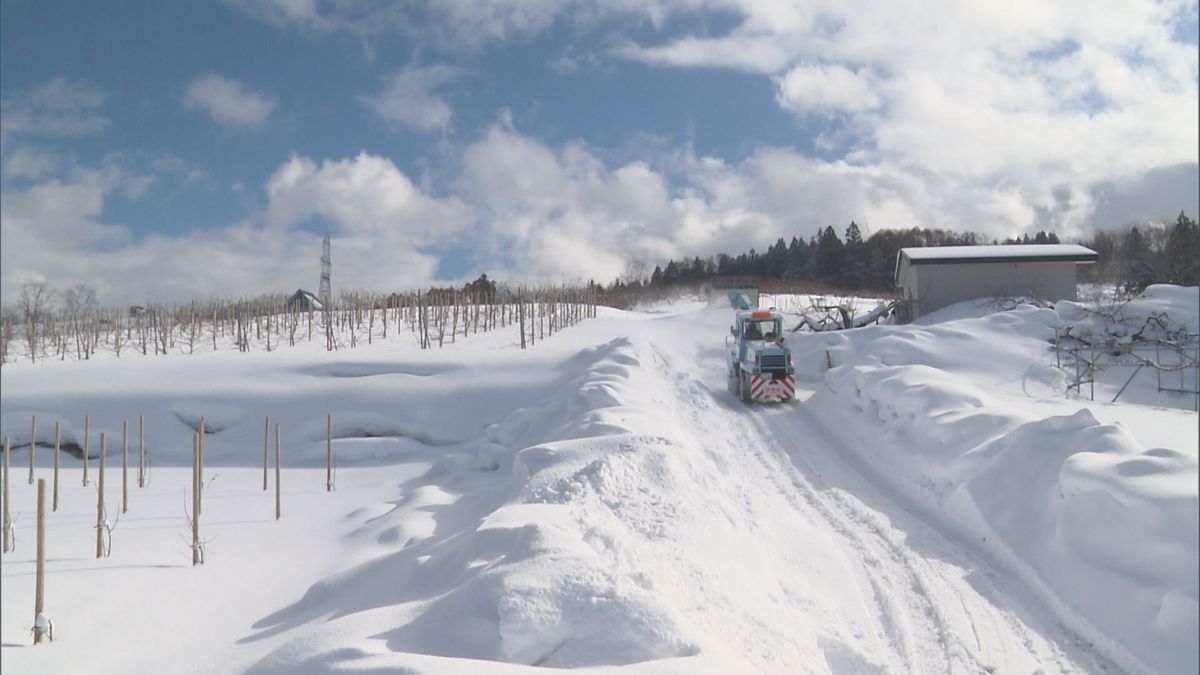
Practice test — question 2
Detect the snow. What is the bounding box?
[2,285,1196,674]
[899,244,1098,262]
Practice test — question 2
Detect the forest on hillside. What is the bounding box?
[609,212,1200,301]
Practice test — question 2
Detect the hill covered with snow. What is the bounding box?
[1,286,1196,674]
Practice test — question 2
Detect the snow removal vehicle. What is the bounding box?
[726,294,795,403]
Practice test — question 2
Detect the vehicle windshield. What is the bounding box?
[743,319,779,340]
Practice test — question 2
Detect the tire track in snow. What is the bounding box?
[655,340,1114,674]
[762,396,1124,674]
[662,362,949,673]
[736,403,962,673]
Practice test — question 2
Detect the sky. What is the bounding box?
[1,0,1197,306]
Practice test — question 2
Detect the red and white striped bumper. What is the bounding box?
[751,373,794,402]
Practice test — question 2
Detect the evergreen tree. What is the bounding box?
[815,226,845,284]
[784,236,810,279]
[1165,212,1200,286]
[765,238,789,278]
[843,222,865,288]
[1122,226,1156,293]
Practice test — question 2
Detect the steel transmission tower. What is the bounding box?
[319,234,331,308]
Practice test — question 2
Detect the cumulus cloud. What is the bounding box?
[228,0,1197,241]
[612,0,1199,237]
[457,124,931,281]
[360,65,460,133]
[0,77,108,139]
[1,152,457,306]
[4,123,1195,307]
[184,74,276,127]
[776,64,880,114]
[1,162,150,303]
[265,152,471,242]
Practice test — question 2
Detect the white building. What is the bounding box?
[894,244,1098,321]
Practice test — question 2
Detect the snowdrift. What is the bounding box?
[799,287,1199,675]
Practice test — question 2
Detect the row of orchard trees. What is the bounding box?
[1,281,598,366]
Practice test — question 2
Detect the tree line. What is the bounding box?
[626,212,1198,298]
[1,275,596,366]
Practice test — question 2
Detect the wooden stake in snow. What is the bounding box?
[2,437,12,553]
[28,416,36,485]
[34,478,46,644]
[198,416,205,492]
[262,416,269,492]
[81,415,90,487]
[52,423,60,512]
[274,423,281,520]
[326,414,333,492]
[95,432,106,559]
[121,420,129,514]
[191,433,201,566]
[137,415,145,488]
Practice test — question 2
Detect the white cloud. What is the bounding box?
[360,65,460,133]
[184,74,276,127]
[2,146,60,180]
[1,163,147,304]
[224,0,405,37]
[776,64,879,114]
[459,124,1194,281]
[1,152,457,306]
[3,121,1194,307]
[0,77,108,140]
[611,0,1198,235]
[230,0,723,50]
[265,152,471,242]
[150,152,208,185]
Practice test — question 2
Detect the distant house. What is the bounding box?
[287,289,323,312]
[894,244,1098,322]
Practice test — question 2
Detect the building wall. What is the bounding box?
[901,261,1078,319]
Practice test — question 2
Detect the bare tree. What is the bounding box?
[64,285,98,360]
[19,283,55,364]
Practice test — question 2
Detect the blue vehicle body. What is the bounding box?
[726,305,796,403]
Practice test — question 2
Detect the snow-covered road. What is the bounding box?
[625,307,1123,673]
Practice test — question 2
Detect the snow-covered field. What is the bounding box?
[1,286,1196,674]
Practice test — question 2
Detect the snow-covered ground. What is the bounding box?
[2,286,1196,674]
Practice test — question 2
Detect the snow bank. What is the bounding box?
[241,338,718,672]
[803,288,1199,675]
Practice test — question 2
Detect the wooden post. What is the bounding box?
[82,415,89,487]
[191,433,201,566]
[95,433,106,559]
[198,416,205,491]
[262,416,269,491]
[274,423,281,520]
[2,437,11,553]
[33,478,46,638]
[34,478,46,644]
[121,420,129,513]
[138,415,145,488]
[326,415,333,492]
[28,415,36,485]
[52,423,60,512]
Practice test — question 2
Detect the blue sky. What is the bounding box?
[2,0,1197,305]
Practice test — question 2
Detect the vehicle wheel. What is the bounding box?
[740,371,753,403]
